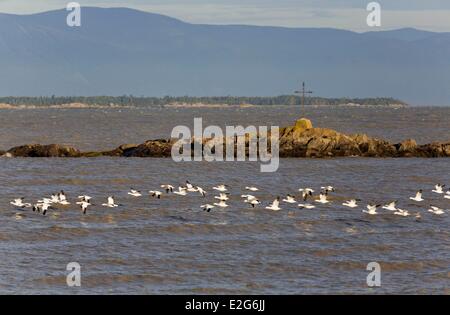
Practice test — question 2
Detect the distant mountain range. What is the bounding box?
[1,7,449,105]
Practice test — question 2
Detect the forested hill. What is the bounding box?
[0,96,407,107]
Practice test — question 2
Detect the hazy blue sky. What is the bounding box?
[1,0,449,31]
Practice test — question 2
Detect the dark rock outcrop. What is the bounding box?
[121,139,174,157]
[279,127,361,157]
[90,143,140,157]
[2,119,449,158]
[351,134,397,157]
[7,144,80,157]
[416,142,450,157]
[396,139,418,157]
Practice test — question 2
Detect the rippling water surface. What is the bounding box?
[0,106,449,151]
[0,107,449,294]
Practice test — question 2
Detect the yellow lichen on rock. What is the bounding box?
[294,118,313,131]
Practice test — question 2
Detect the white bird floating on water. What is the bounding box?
[444,189,450,199]
[79,200,91,214]
[245,186,259,192]
[10,198,31,208]
[428,205,445,215]
[298,203,315,209]
[248,199,261,208]
[266,197,281,211]
[410,190,424,202]
[78,195,92,202]
[342,199,358,208]
[321,186,335,193]
[58,191,70,205]
[102,196,118,208]
[213,184,228,192]
[382,201,397,211]
[201,204,215,212]
[282,194,297,204]
[432,184,445,194]
[173,187,187,196]
[149,191,162,199]
[33,202,52,215]
[185,181,198,192]
[215,193,229,201]
[38,197,53,205]
[394,209,410,217]
[161,185,174,193]
[242,194,260,207]
[241,194,256,201]
[196,186,206,197]
[76,197,89,205]
[128,189,142,197]
[213,200,229,208]
[299,188,314,201]
[315,192,329,204]
[50,194,59,203]
[363,204,380,215]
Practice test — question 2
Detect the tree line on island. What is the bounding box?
[0,95,408,107]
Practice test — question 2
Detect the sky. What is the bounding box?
[0,0,450,32]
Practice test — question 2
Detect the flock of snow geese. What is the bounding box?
[9,182,449,219]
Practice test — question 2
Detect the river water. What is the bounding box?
[0,106,448,294]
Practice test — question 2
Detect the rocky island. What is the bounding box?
[2,119,449,158]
